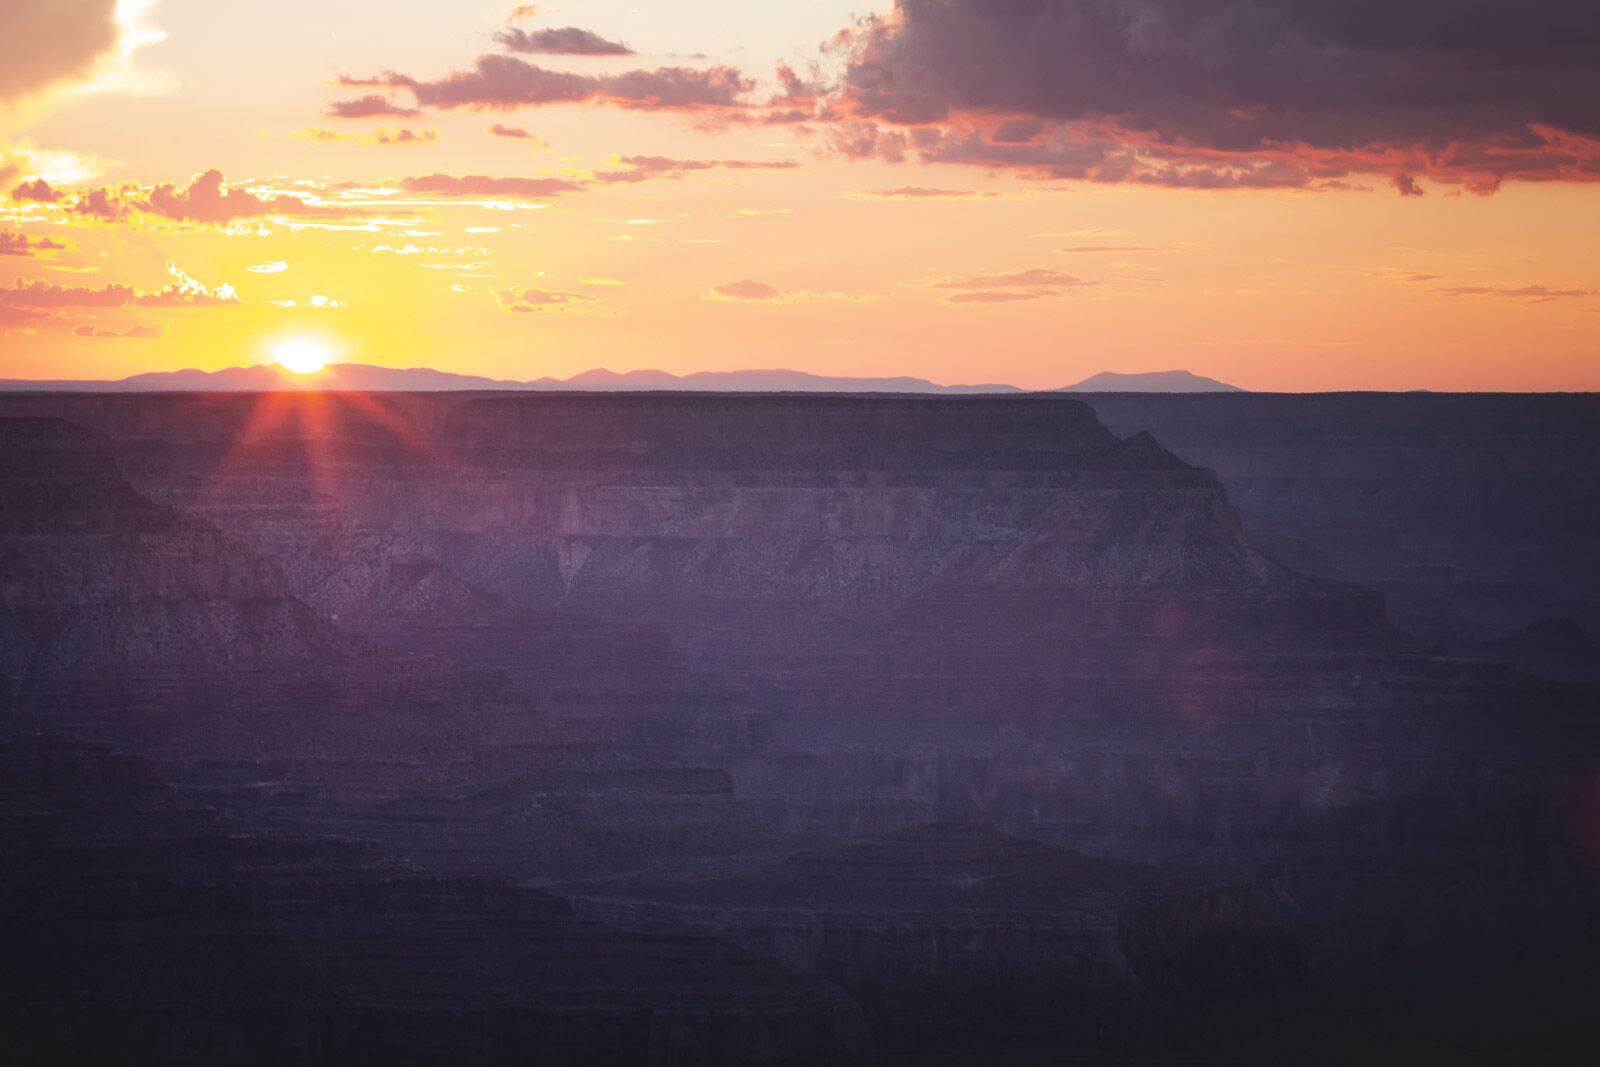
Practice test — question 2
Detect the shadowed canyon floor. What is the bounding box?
[3,392,1599,1064]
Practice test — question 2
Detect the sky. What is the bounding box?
[1,0,1598,391]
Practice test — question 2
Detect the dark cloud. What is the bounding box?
[833,0,1600,192]
[1393,174,1426,198]
[324,94,423,119]
[11,178,64,203]
[489,123,535,138]
[351,55,753,112]
[401,173,584,197]
[1,0,120,102]
[73,323,164,339]
[0,230,66,256]
[496,27,634,57]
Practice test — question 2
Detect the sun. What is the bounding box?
[271,337,331,376]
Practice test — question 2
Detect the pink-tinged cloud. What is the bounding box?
[932,269,1093,291]
[1,0,119,103]
[0,265,239,309]
[1435,283,1594,301]
[324,94,423,120]
[0,230,66,256]
[401,173,585,197]
[489,123,535,138]
[924,267,1096,304]
[0,279,137,308]
[73,187,126,220]
[353,55,753,112]
[830,0,1600,192]
[73,323,165,339]
[844,185,989,200]
[947,290,1061,304]
[596,155,800,184]
[11,178,64,203]
[711,279,783,301]
[703,279,877,304]
[300,127,436,145]
[0,307,50,333]
[497,287,600,312]
[496,27,634,57]
[139,169,331,223]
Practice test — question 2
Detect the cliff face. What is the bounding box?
[2,392,1597,1063]
[1082,392,1600,652]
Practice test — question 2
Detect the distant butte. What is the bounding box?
[1061,369,1245,393]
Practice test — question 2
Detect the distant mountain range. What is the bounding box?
[1060,370,1244,393]
[0,364,1244,394]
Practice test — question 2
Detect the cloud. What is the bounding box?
[829,0,1600,193]
[932,268,1093,291]
[924,266,1096,304]
[0,278,136,308]
[0,0,120,104]
[0,306,50,333]
[324,94,423,120]
[1057,245,1184,254]
[349,55,753,112]
[297,126,436,145]
[137,169,332,223]
[506,4,539,21]
[489,123,540,140]
[595,155,800,184]
[72,322,164,339]
[246,261,288,274]
[11,178,64,203]
[0,230,66,256]
[0,263,239,309]
[497,286,602,313]
[71,185,126,220]
[843,185,996,200]
[1393,174,1426,198]
[703,279,876,304]
[1434,283,1594,301]
[496,27,634,57]
[269,294,344,309]
[400,173,584,197]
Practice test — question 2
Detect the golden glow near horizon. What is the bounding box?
[1,1,1598,391]
[270,336,331,376]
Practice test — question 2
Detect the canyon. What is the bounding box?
[3,390,1597,1064]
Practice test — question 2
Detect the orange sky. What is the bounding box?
[2,1,1597,391]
